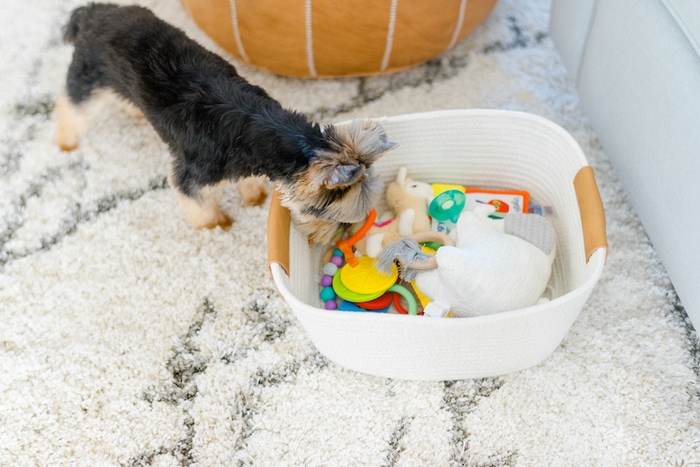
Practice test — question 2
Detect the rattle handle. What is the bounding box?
[336,208,377,267]
[345,208,377,247]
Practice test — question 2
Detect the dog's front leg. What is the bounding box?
[171,181,233,230]
[236,176,269,206]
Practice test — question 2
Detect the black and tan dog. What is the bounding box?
[55,3,396,243]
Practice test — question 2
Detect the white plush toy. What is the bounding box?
[380,204,556,317]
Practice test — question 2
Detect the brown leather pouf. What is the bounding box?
[180,0,498,78]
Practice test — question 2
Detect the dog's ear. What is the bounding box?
[308,155,366,187]
[324,119,398,166]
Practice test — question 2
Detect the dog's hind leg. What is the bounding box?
[54,95,84,151]
[56,52,106,151]
[171,181,234,230]
[55,91,115,151]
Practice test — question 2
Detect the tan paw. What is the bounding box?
[54,96,80,151]
[237,176,269,206]
[174,187,233,231]
[123,101,146,119]
[199,211,234,231]
[56,135,79,152]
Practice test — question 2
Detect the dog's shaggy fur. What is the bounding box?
[55,3,396,243]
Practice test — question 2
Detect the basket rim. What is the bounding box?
[368,108,588,165]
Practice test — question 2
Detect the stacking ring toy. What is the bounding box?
[320,207,421,315]
[356,292,394,310]
[388,284,419,315]
[332,273,385,303]
[339,256,398,296]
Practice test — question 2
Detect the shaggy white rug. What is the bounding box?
[1,0,699,465]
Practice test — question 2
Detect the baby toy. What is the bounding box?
[464,187,530,216]
[429,189,466,231]
[319,209,377,310]
[319,203,423,315]
[354,167,434,258]
[378,203,556,317]
[320,248,419,315]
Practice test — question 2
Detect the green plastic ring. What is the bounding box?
[388,284,418,315]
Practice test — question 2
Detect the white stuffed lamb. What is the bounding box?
[381,204,556,317]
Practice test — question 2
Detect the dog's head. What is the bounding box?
[277,119,398,244]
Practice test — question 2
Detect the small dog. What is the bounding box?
[55,3,396,243]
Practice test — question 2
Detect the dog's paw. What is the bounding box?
[237,176,269,206]
[56,135,79,152]
[199,211,234,231]
[54,96,81,151]
[55,124,80,151]
[123,101,146,119]
[174,188,234,231]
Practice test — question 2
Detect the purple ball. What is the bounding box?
[321,275,333,287]
[325,300,338,310]
[330,255,344,267]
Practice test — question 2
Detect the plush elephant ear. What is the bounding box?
[504,212,556,255]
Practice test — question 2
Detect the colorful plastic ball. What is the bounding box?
[322,262,338,276]
[330,255,344,267]
[333,248,344,258]
[320,286,336,302]
[324,300,338,310]
[321,275,333,287]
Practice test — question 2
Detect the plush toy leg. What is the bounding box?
[365,233,385,258]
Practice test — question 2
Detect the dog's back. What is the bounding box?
[56,3,395,240]
[59,3,320,178]
[61,4,194,106]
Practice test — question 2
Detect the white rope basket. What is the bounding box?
[268,109,607,380]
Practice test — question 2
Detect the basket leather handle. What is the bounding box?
[574,166,608,263]
[267,186,291,276]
